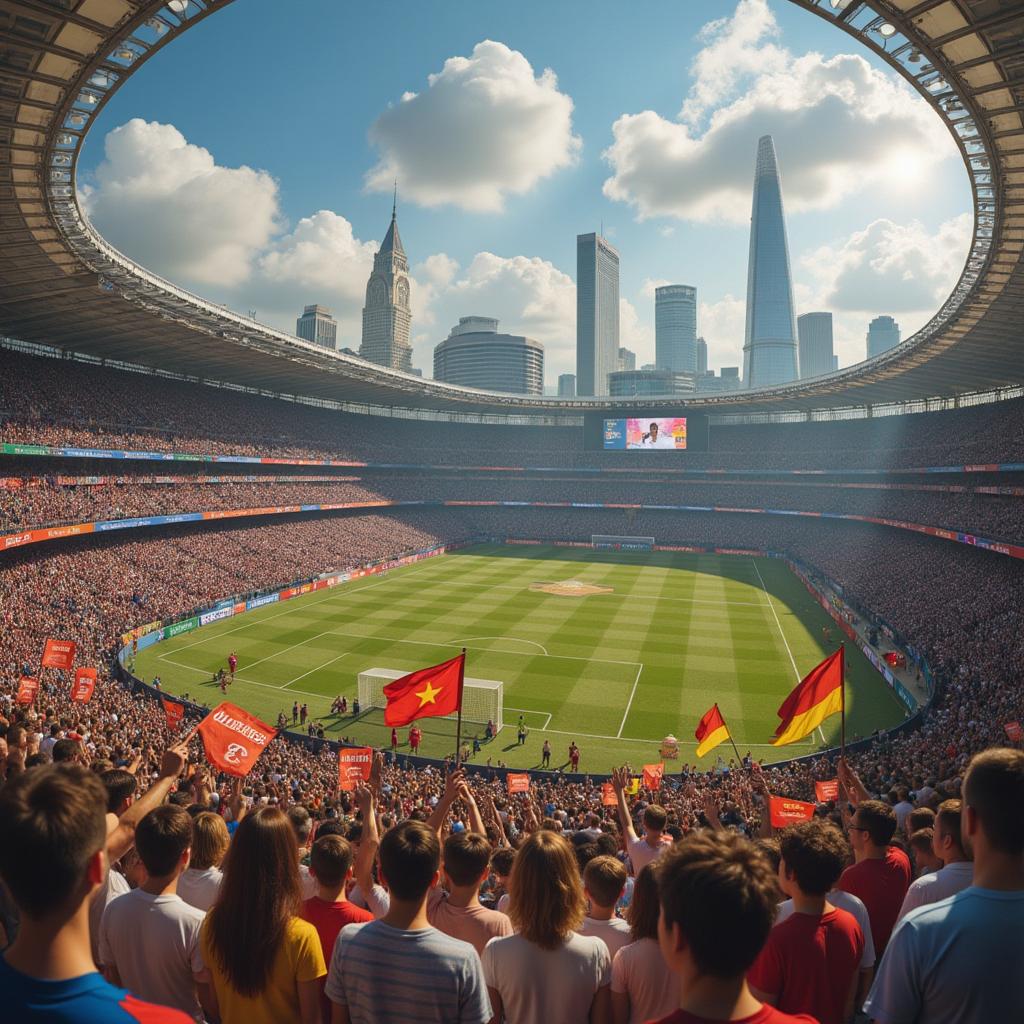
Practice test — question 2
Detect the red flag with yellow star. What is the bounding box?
[383,653,464,727]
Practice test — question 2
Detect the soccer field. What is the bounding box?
[136,544,907,772]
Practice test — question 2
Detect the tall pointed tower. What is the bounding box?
[359,193,413,372]
[742,136,798,388]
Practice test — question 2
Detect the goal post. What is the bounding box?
[591,535,655,551]
[357,668,504,733]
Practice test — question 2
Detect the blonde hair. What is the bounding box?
[190,812,230,870]
[508,831,587,949]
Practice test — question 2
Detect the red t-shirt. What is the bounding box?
[835,847,911,956]
[649,1004,817,1024]
[300,896,374,961]
[748,908,863,1024]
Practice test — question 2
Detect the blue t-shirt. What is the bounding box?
[0,956,192,1023]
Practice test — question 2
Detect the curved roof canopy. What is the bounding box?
[0,0,1022,415]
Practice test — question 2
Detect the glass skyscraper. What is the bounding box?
[797,312,834,379]
[576,232,619,396]
[867,315,901,358]
[655,285,697,373]
[743,136,798,388]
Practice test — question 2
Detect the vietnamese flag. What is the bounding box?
[16,677,38,705]
[41,639,76,670]
[383,653,464,727]
[197,702,277,778]
[162,699,185,732]
[771,648,844,747]
[72,667,97,703]
[695,704,730,759]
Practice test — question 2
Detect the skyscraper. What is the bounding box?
[867,316,901,358]
[655,285,697,373]
[296,304,338,350]
[576,232,619,396]
[432,317,543,395]
[797,312,834,379]
[557,373,576,397]
[696,336,708,376]
[743,136,799,387]
[359,198,412,372]
[618,346,636,372]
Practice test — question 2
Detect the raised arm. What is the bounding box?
[352,784,380,896]
[458,780,487,837]
[427,767,466,836]
[611,766,639,844]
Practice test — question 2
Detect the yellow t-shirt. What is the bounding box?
[200,915,326,1024]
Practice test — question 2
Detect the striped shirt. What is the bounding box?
[324,920,491,1024]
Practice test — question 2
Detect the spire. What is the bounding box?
[379,188,404,258]
[392,180,397,221]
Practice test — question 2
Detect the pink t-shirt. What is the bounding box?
[428,892,514,956]
[580,916,633,960]
[611,937,679,1024]
[627,834,669,875]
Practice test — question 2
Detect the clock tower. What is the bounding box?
[359,194,413,372]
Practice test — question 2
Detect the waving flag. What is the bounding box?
[772,648,844,747]
[383,653,464,727]
[695,704,730,759]
[41,639,76,670]
[71,667,97,703]
[197,702,276,777]
[162,699,185,732]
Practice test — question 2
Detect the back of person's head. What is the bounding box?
[190,811,230,871]
[0,765,106,919]
[583,854,627,909]
[51,738,80,764]
[626,864,660,941]
[509,830,586,950]
[310,834,354,889]
[100,768,137,814]
[206,806,301,998]
[595,832,619,857]
[443,831,492,888]
[854,800,898,847]
[934,799,965,854]
[379,820,440,902]
[286,804,312,847]
[490,847,515,879]
[754,836,782,874]
[573,840,599,874]
[780,820,850,896]
[656,830,776,977]
[963,748,1024,856]
[314,819,346,839]
[643,805,667,832]
[907,806,935,834]
[136,805,193,878]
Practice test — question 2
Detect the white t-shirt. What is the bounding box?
[482,931,610,1024]
[496,892,510,914]
[627,835,668,875]
[298,863,316,900]
[776,889,875,969]
[98,889,208,1022]
[579,915,633,960]
[611,937,680,1024]
[89,867,130,964]
[176,866,223,913]
[897,861,974,921]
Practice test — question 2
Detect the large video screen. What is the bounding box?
[603,417,687,450]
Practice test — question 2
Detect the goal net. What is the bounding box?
[592,535,655,551]
[357,668,503,733]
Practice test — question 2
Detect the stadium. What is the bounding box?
[1,2,1023,1023]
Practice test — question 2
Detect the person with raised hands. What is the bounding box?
[611,765,670,875]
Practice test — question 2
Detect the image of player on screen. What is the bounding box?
[632,421,674,449]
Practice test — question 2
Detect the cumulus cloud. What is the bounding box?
[365,40,581,212]
[603,0,954,224]
[699,294,746,372]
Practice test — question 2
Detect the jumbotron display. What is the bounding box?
[603,416,688,450]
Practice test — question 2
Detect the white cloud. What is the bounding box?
[699,294,746,372]
[640,277,672,300]
[602,0,954,224]
[365,40,581,212]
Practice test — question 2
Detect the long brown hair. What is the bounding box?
[626,864,659,941]
[204,806,301,996]
[508,830,586,950]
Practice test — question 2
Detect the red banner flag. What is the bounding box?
[507,773,530,794]
[162,699,185,732]
[769,795,817,829]
[815,779,840,803]
[1005,721,1023,743]
[196,702,276,778]
[642,763,665,791]
[16,677,38,705]
[383,653,464,727]
[41,638,76,670]
[601,782,618,807]
[338,747,373,791]
[71,667,97,703]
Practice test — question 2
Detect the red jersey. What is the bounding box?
[836,846,911,956]
[301,896,373,961]
[748,907,863,1024]
[649,1004,816,1024]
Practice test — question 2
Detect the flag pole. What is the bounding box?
[454,648,466,766]
[839,644,846,756]
[720,703,744,766]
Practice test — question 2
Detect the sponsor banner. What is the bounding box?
[338,747,374,791]
[1004,721,1023,743]
[769,796,816,828]
[233,602,246,614]
[197,702,277,777]
[72,667,97,703]
[120,620,162,646]
[279,587,297,601]
[507,773,530,794]
[715,548,766,556]
[199,606,234,626]
[814,779,840,802]
[163,616,199,640]
[16,676,39,705]
[246,592,279,610]
[42,638,76,670]
[2,443,49,455]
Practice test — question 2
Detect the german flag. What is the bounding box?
[772,647,844,746]
[695,704,730,758]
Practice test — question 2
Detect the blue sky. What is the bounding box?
[79,0,971,382]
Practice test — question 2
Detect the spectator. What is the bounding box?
[0,765,192,1022]
[897,799,973,921]
[907,828,942,877]
[748,820,865,1024]
[610,865,678,1024]
[865,748,1024,1023]
[580,855,632,960]
[287,804,316,899]
[482,830,611,1024]
[611,766,669,875]
[325,819,490,1024]
[99,805,214,1023]
[489,847,515,915]
[200,806,325,1024]
[651,830,815,1024]
[176,812,229,913]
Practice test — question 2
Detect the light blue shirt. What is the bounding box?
[864,885,1024,1023]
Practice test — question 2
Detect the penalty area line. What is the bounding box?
[616,663,644,738]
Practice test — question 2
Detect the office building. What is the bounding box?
[697,367,742,394]
[797,312,835,379]
[655,285,698,373]
[557,373,576,397]
[696,336,708,376]
[433,317,543,395]
[359,199,413,372]
[608,368,694,397]
[295,304,337,350]
[576,232,620,396]
[742,136,799,387]
[867,315,901,358]
[618,346,636,372]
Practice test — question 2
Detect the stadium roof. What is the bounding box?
[0,0,1022,416]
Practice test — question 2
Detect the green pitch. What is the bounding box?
[136,544,908,772]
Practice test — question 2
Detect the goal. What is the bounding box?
[592,535,655,551]
[357,667,504,733]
